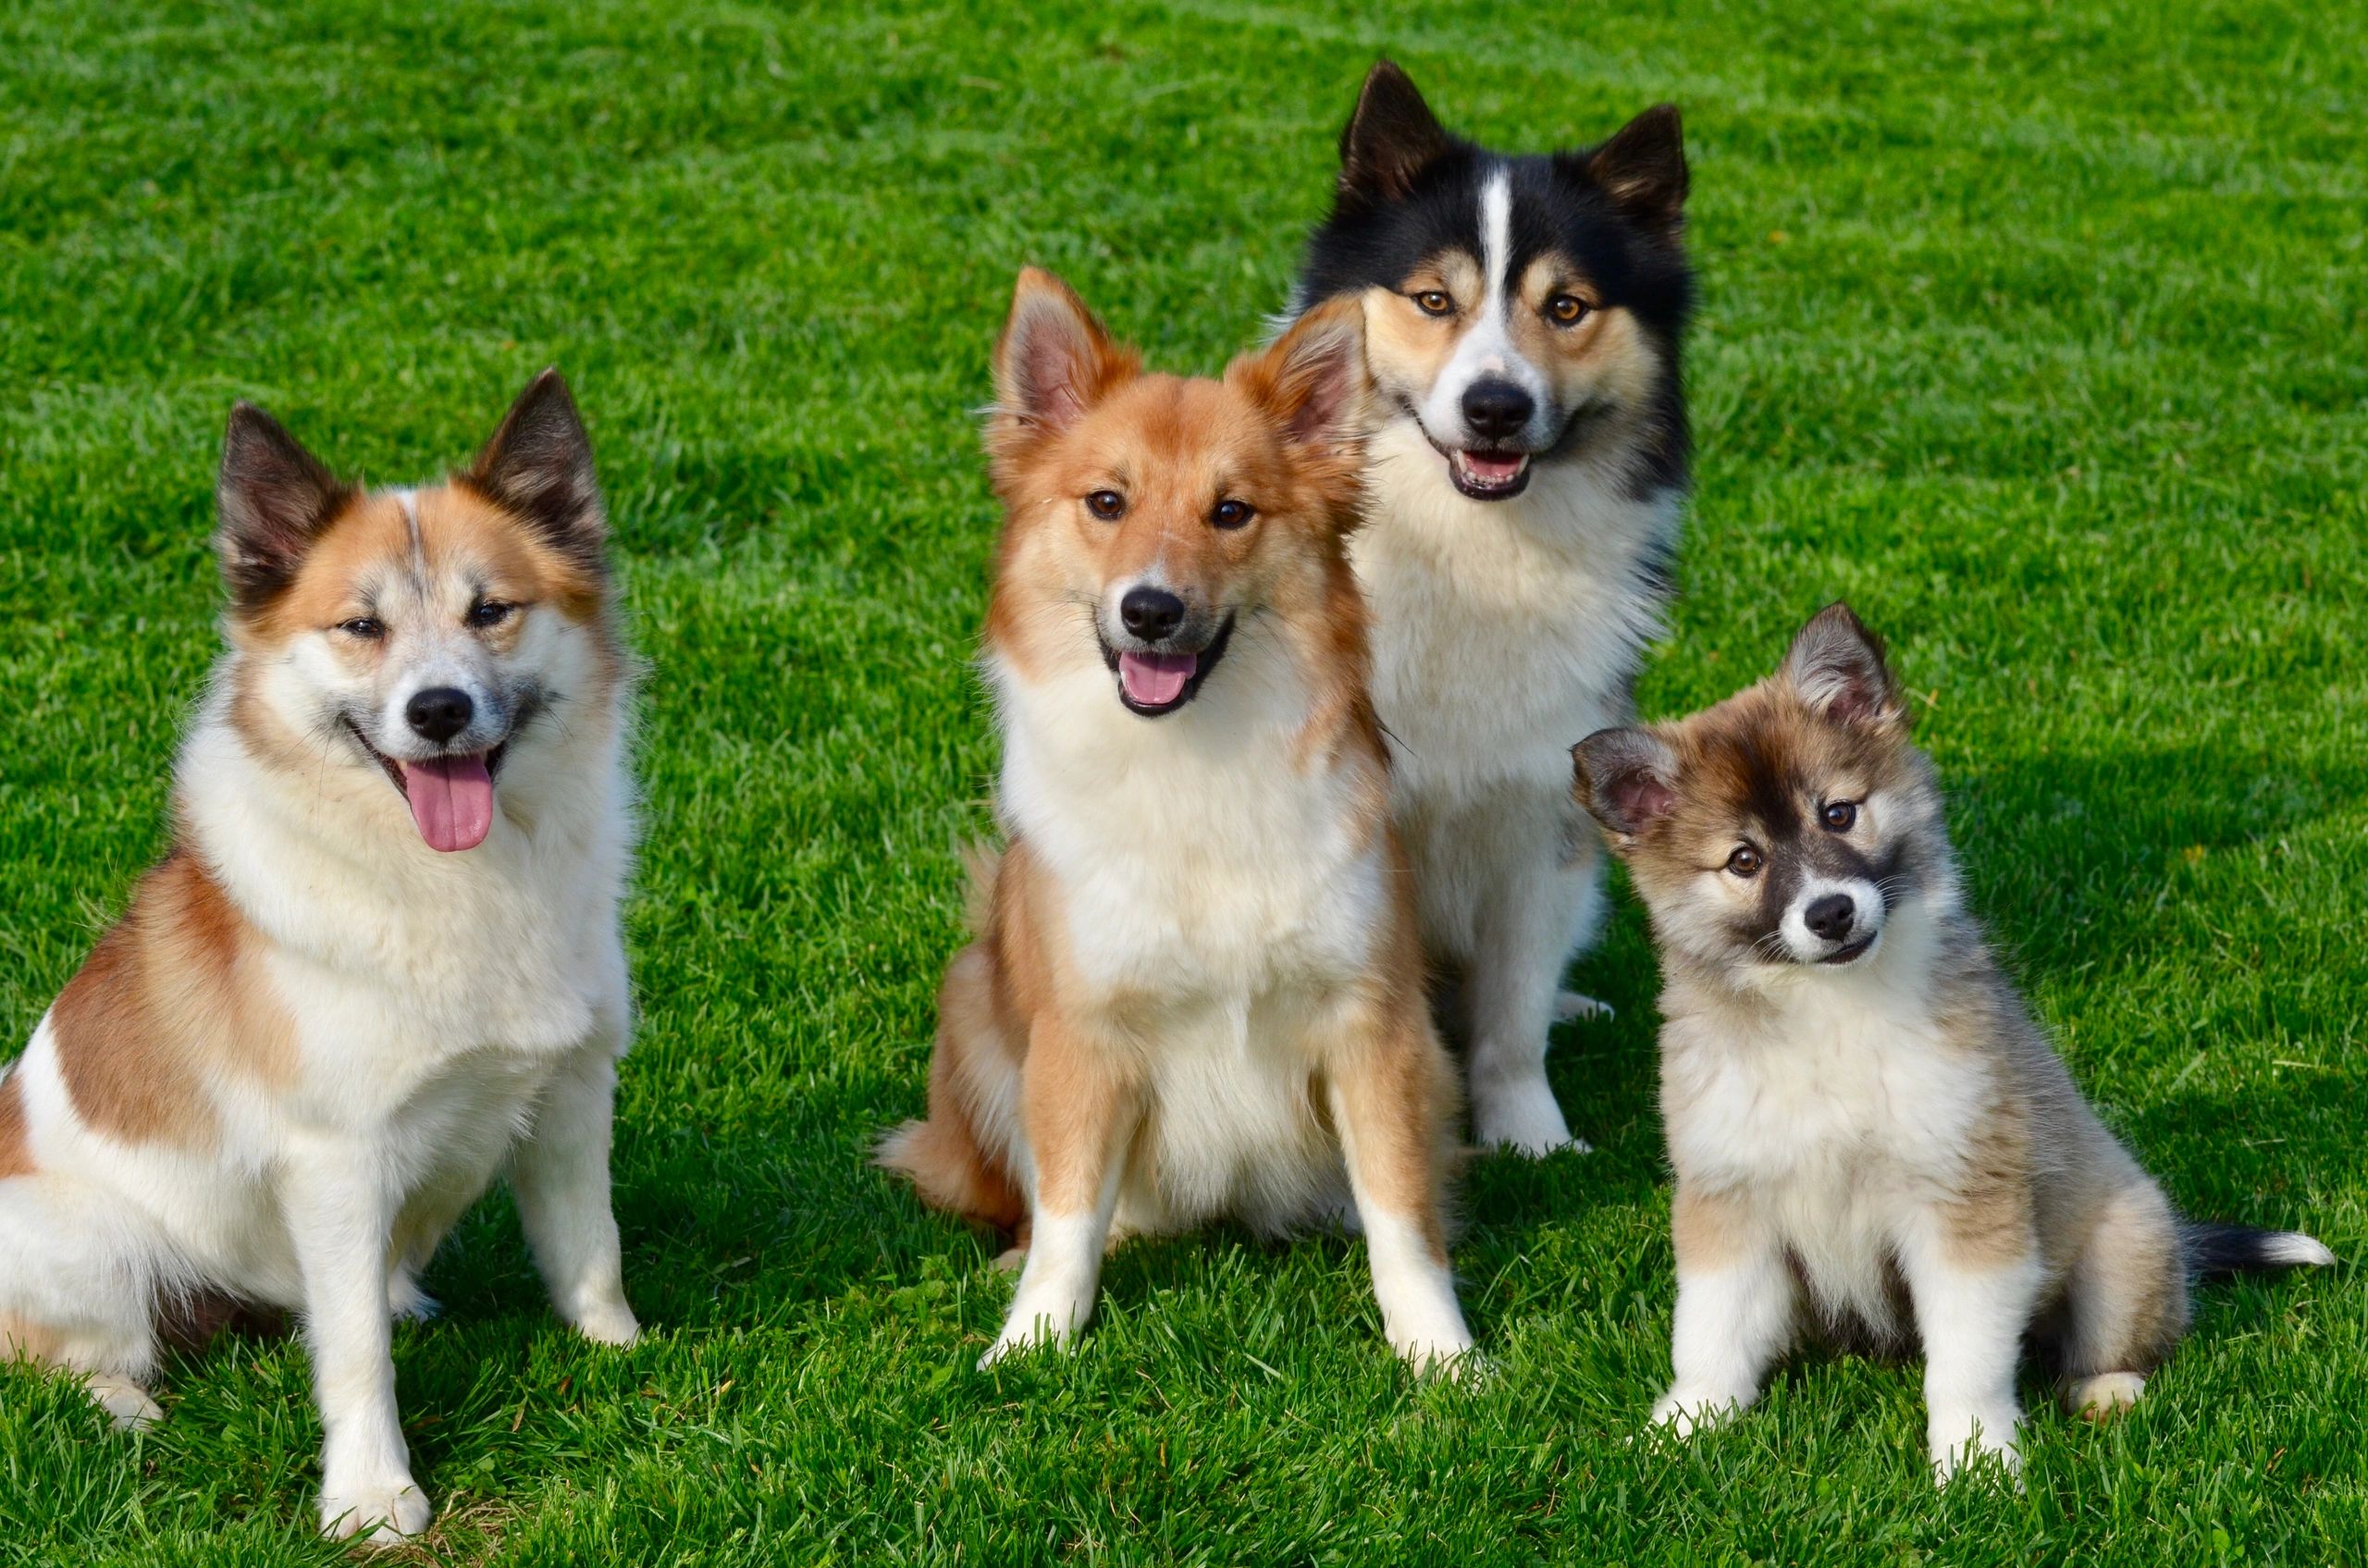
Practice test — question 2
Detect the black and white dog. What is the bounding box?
[1293,61,1695,1152]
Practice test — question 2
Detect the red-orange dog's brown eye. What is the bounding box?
[1212,499,1252,529]
[1086,490,1126,520]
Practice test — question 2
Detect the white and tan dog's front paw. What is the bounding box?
[318,1477,431,1543]
[1646,1386,1747,1439]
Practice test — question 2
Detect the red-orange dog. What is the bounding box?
[883,270,1472,1371]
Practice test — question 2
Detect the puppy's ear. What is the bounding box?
[991,268,1136,444]
[1338,59,1452,204]
[215,402,353,610]
[1228,297,1367,461]
[1782,601,1905,730]
[1573,727,1680,842]
[1580,103,1688,232]
[470,367,606,561]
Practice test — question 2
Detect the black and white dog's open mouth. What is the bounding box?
[1448,449,1532,500]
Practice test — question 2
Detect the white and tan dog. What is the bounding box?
[0,371,639,1541]
[882,272,1472,1372]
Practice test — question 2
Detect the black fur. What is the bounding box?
[2182,1222,2327,1278]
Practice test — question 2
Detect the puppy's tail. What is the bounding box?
[2181,1220,2336,1278]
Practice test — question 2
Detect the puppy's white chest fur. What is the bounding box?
[1350,429,1675,801]
[1664,950,1992,1328]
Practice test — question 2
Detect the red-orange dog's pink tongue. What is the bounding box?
[1118,650,1196,708]
[400,754,495,852]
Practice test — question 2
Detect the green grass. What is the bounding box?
[2,0,2362,1562]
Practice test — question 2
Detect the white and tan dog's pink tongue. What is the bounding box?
[401,755,495,852]
[1119,650,1196,708]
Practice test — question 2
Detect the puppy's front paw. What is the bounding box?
[319,1477,431,1542]
[571,1298,642,1349]
[1646,1387,1742,1439]
[1929,1408,2023,1488]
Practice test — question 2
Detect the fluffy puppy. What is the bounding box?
[0,372,639,1541]
[882,271,1473,1372]
[1573,603,2333,1479]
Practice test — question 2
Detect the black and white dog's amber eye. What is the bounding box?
[1548,294,1590,325]
[1726,846,1763,878]
[1412,290,1452,316]
[1212,499,1252,529]
[466,599,514,629]
[1820,800,1857,833]
[1087,490,1126,520]
[339,617,385,640]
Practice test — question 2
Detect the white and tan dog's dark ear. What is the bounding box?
[1573,726,1679,843]
[1229,296,1367,461]
[1579,103,1689,233]
[215,403,353,610]
[1338,59,1453,204]
[1782,601,1906,732]
[990,267,1137,444]
[470,367,606,564]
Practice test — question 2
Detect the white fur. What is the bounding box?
[1777,872,1885,963]
[1654,900,2044,1479]
[978,616,1469,1365]
[1350,426,1677,1151]
[1,589,637,1542]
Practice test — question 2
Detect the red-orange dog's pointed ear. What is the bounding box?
[991,267,1136,445]
[1228,297,1367,462]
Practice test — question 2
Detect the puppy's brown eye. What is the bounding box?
[1548,294,1590,326]
[1725,846,1763,878]
[1820,801,1857,833]
[1086,490,1126,520]
[1212,499,1253,529]
[338,617,384,640]
[1412,290,1452,316]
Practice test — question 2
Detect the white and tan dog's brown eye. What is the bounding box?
[465,599,514,630]
[1726,845,1763,878]
[1548,294,1589,326]
[1086,490,1126,521]
[338,617,384,640]
[1412,290,1452,316]
[1820,800,1857,832]
[1211,499,1253,529]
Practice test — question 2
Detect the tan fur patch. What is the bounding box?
[1671,1182,1753,1272]
[0,1071,31,1179]
[51,849,293,1149]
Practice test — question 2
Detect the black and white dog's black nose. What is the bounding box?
[406,686,475,744]
[1461,377,1535,441]
[1804,892,1857,943]
[1120,586,1186,643]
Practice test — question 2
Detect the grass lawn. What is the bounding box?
[3,0,2362,1562]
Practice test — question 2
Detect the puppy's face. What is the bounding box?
[1575,605,1949,975]
[215,372,616,852]
[983,269,1366,718]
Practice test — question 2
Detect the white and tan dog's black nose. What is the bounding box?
[405,686,475,744]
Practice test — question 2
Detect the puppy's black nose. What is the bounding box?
[1119,586,1186,643]
[1462,377,1536,441]
[405,686,475,744]
[1804,893,1857,943]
